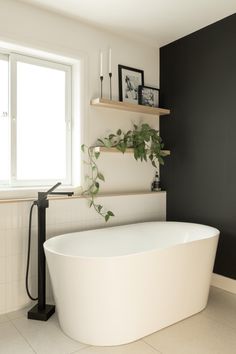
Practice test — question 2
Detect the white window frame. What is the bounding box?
[0,53,10,186]
[0,53,8,61]
[0,52,8,61]
[1,52,72,187]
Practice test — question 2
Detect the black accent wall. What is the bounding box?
[160,14,236,279]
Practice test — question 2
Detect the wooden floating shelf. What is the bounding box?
[93,146,171,156]
[90,98,170,116]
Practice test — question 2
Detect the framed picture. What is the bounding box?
[118,65,144,104]
[138,85,159,107]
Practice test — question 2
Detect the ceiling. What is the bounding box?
[18,0,236,46]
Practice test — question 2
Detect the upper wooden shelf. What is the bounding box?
[90,98,170,116]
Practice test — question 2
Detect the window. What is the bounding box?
[0,53,72,188]
[0,54,10,182]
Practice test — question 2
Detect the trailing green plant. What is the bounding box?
[98,123,167,167]
[81,144,114,222]
[81,123,168,221]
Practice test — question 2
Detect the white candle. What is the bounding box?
[109,48,112,73]
[100,51,103,77]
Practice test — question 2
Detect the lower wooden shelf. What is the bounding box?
[93,146,171,155]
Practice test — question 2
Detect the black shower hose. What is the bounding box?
[25,201,38,301]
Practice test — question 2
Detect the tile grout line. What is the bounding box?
[0,315,11,324]
[67,344,91,353]
[200,310,236,332]
[10,317,38,354]
[142,339,163,353]
[9,311,89,354]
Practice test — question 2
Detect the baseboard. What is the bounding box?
[211,273,236,294]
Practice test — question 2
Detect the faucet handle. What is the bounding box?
[45,182,62,195]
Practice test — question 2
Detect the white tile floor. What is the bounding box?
[0,287,236,354]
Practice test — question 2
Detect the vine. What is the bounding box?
[81,123,168,221]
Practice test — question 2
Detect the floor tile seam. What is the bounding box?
[142,339,163,353]
[68,340,163,353]
[10,318,37,354]
[201,311,236,331]
[212,287,236,296]
[6,311,26,320]
[68,345,92,353]
[0,316,10,324]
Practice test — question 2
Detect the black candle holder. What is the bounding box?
[100,75,103,99]
[109,72,112,100]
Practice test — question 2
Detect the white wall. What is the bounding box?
[0,0,161,193]
[0,0,166,314]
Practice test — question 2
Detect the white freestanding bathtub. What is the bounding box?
[44,221,219,346]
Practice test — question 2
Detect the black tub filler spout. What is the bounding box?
[27,182,73,321]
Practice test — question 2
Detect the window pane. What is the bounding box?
[0,58,10,181]
[16,61,67,180]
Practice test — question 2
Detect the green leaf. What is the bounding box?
[149,154,154,161]
[116,143,126,153]
[94,152,100,159]
[81,144,85,152]
[103,138,112,148]
[134,149,139,160]
[97,172,105,181]
[91,188,99,196]
[117,129,122,136]
[89,200,93,208]
[107,211,114,216]
[109,134,116,139]
[95,182,99,189]
[98,205,102,212]
[152,160,157,168]
[97,138,104,145]
[105,214,110,222]
[158,156,164,165]
[120,142,126,153]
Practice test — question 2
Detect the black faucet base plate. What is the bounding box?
[28,304,55,321]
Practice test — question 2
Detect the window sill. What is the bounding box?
[0,185,82,202]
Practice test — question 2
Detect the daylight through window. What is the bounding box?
[0,53,72,187]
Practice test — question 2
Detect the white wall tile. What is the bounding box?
[0,192,166,313]
[5,228,28,257]
[0,284,6,314]
[5,280,31,313]
[6,254,27,283]
[0,257,6,284]
[0,230,6,257]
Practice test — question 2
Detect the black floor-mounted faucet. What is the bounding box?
[28,182,73,321]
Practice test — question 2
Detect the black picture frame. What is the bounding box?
[138,85,159,107]
[118,65,144,104]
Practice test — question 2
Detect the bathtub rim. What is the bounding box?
[43,221,220,260]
